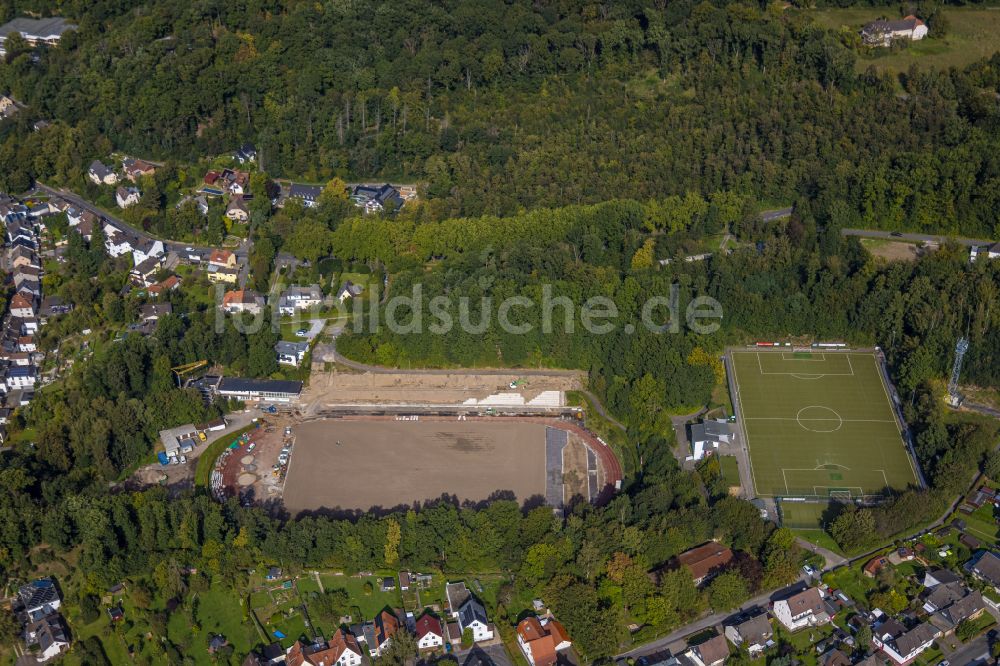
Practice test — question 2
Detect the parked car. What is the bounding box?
[295,329,308,337]
[284,426,292,435]
[179,455,187,464]
[803,564,816,577]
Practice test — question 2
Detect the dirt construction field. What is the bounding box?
[300,368,581,409]
[283,420,549,514]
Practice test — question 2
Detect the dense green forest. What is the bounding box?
[0,0,1000,235]
[2,0,1000,663]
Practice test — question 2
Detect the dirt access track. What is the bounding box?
[301,351,583,411]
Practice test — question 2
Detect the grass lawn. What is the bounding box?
[807,7,1000,74]
[793,529,846,559]
[780,501,830,530]
[962,504,999,545]
[719,456,740,487]
[319,574,402,620]
[731,351,916,498]
[823,563,876,604]
[165,583,253,664]
[194,425,255,488]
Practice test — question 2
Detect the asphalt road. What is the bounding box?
[34,183,252,263]
[944,633,990,665]
[616,578,810,659]
[760,207,793,222]
[842,228,995,248]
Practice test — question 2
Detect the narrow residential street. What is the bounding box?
[616,577,809,659]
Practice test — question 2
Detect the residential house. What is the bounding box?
[967,550,1000,592]
[16,279,41,300]
[371,610,399,656]
[141,303,173,322]
[287,629,363,666]
[10,365,39,390]
[104,226,136,257]
[17,336,36,352]
[18,578,62,621]
[207,249,239,284]
[234,142,257,164]
[226,196,249,223]
[72,212,97,241]
[10,292,35,318]
[122,157,156,182]
[115,186,141,208]
[87,160,117,185]
[929,588,985,635]
[415,612,444,650]
[9,245,39,269]
[219,169,250,195]
[131,255,163,287]
[275,341,309,366]
[278,284,323,315]
[458,598,493,643]
[688,418,733,461]
[872,620,938,665]
[352,183,403,213]
[132,238,164,266]
[683,635,730,666]
[288,183,323,208]
[0,16,75,54]
[724,611,773,657]
[336,281,363,302]
[817,649,851,666]
[861,16,928,46]
[516,616,572,666]
[23,613,69,662]
[222,289,265,315]
[863,555,890,578]
[773,587,830,631]
[985,241,1000,260]
[676,542,734,586]
[148,275,181,298]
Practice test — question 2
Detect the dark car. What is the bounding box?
[890,231,904,237]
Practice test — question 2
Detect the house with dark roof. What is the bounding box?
[352,183,403,213]
[873,620,938,665]
[724,611,773,656]
[458,597,493,643]
[773,587,829,631]
[675,542,734,586]
[234,143,257,164]
[688,418,733,460]
[115,186,141,208]
[336,281,363,302]
[923,568,961,588]
[23,612,69,661]
[967,550,1000,591]
[861,15,928,46]
[216,377,303,403]
[226,196,249,223]
[18,578,61,621]
[0,17,76,55]
[287,183,323,208]
[87,160,117,185]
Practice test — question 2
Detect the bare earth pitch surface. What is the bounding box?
[730,351,918,498]
[282,420,546,514]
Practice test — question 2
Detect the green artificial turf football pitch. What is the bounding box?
[730,350,919,498]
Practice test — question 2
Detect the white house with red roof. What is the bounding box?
[414,612,444,650]
[516,616,572,666]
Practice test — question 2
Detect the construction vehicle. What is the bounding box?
[170,360,208,387]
